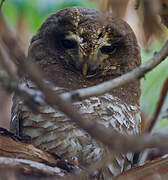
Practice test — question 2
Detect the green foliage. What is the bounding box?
[2,0,95,32]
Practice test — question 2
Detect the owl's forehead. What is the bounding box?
[58,7,108,34]
[55,7,116,47]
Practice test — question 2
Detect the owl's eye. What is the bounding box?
[100,45,117,54]
[61,39,77,49]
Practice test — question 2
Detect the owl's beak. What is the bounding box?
[82,62,88,76]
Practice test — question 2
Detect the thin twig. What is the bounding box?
[0,39,16,77]
[0,73,41,113]
[145,78,168,132]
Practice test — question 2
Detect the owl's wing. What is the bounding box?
[10,78,46,137]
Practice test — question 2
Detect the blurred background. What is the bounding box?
[0,0,168,131]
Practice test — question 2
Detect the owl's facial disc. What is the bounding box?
[63,33,119,77]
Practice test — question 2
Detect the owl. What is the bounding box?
[10,7,141,179]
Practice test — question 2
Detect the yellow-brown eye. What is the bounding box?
[61,39,77,49]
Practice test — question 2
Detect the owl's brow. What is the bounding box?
[65,33,83,43]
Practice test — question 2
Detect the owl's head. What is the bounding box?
[29,7,140,79]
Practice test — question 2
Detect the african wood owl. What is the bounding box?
[10,7,141,179]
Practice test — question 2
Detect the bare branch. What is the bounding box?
[145,78,168,132]
[0,39,16,77]
[139,78,168,164]
[114,155,168,180]
[0,73,42,113]
[0,128,58,166]
[0,157,64,177]
[62,41,168,102]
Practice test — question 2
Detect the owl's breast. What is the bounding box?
[11,80,141,176]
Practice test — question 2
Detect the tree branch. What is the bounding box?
[0,39,16,77]
[0,157,64,177]
[145,78,168,132]
[0,73,42,113]
[0,131,58,167]
[115,155,168,180]
[0,128,66,177]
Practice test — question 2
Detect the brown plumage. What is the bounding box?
[10,7,141,179]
